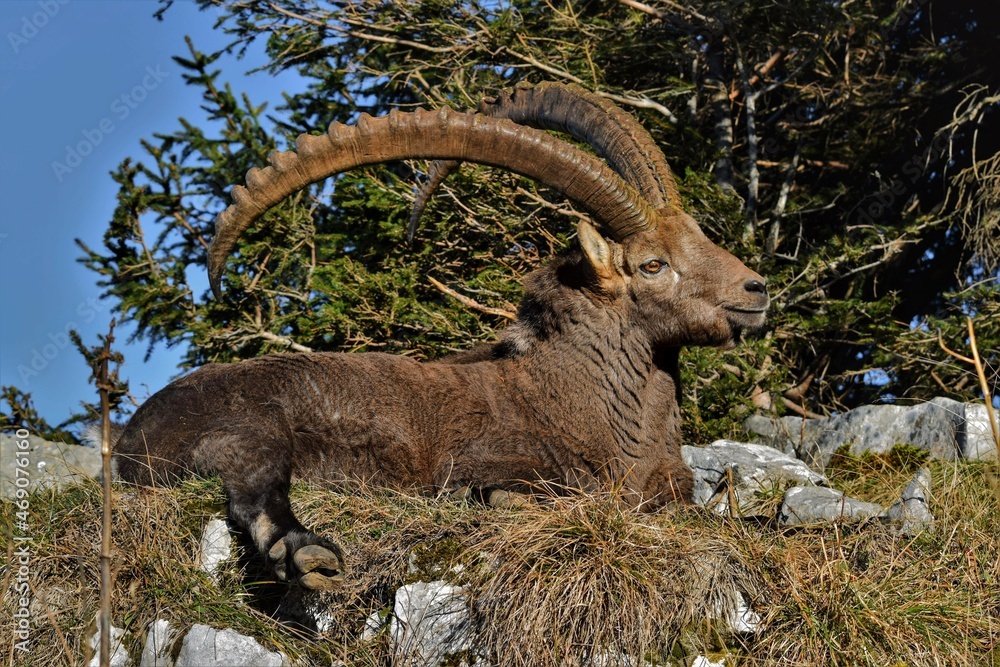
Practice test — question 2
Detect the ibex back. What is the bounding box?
[111,83,768,590]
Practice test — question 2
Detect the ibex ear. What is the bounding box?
[577,220,618,286]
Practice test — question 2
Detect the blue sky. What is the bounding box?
[0,0,305,427]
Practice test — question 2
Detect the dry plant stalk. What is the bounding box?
[939,317,1000,447]
[97,320,116,667]
[427,276,517,321]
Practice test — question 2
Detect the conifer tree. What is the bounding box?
[6,0,996,441]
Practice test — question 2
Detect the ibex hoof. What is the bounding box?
[268,532,345,591]
[486,489,531,509]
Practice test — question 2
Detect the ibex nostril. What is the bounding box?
[744,279,767,295]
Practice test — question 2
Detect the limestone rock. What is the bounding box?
[961,404,999,460]
[139,619,177,667]
[197,518,233,582]
[275,587,337,635]
[362,609,389,641]
[690,655,728,667]
[86,614,131,667]
[176,625,289,667]
[682,440,828,513]
[745,398,996,471]
[390,581,472,666]
[884,467,934,535]
[742,413,825,460]
[779,486,883,526]
[1,432,102,498]
[722,593,761,635]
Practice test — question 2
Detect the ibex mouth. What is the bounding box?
[723,305,768,338]
[724,306,768,315]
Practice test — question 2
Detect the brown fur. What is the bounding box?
[113,212,768,589]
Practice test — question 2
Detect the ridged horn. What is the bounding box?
[407,81,680,241]
[209,107,658,297]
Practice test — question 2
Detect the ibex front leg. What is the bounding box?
[199,431,346,591]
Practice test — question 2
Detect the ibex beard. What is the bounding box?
[108,84,768,591]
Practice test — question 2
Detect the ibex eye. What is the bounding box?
[641,260,666,275]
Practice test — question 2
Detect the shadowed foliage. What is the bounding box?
[4,2,996,438]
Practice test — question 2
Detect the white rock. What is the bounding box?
[961,403,999,460]
[139,619,177,667]
[746,398,996,471]
[884,467,934,535]
[724,593,761,634]
[174,624,289,667]
[691,655,727,667]
[198,518,233,582]
[362,609,387,641]
[86,614,131,667]
[705,588,762,637]
[588,650,656,666]
[780,486,883,526]
[276,587,337,635]
[390,581,472,666]
[1,433,102,498]
[682,440,828,512]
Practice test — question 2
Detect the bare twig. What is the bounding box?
[516,186,592,222]
[618,0,666,19]
[172,212,210,252]
[784,238,913,308]
[729,49,787,101]
[617,0,714,24]
[938,331,974,366]
[782,396,823,419]
[940,318,1000,448]
[268,2,458,54]
[766,140,802,257]
[598,91,680,125]
[736,55,760,242]
[966,321,1000,449]
[98,320,116,667]
[505,49,680,124]
[254,330,315,353]
[338,27,458,54]
[428,276,517,320]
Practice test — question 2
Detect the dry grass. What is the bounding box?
[469,494,759,666]
[2,455,999,666]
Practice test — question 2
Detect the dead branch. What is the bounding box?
[268,2,459,54]
[504,49,680,124]
[98,320,116,667]
[729,49,786,101]
[782,396,823,419]
[940,318,1000,448]
[255,330,315,353]
[428,276,517,321]
[618,0,666,19]
[766,140,802,257]
[736,55,760,241]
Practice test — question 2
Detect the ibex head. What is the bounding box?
[406,82,767,350]
[208,83,767,350]
[574,211,767,350]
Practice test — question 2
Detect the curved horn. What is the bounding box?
[210,107,657,297]
[407,81,680,240]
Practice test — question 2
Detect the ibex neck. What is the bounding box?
[513,303,681,452]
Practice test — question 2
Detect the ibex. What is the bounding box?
[110,83,769,591]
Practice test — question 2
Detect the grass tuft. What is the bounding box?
[2,457,998,666]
